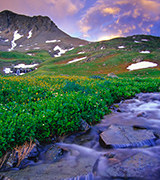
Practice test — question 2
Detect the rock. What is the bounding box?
[44,145,63,163]
[123,99,140,104]
[105,152,160,180]
[137,111,147,117]
[132,56,143,62]
[0,175,12,180]
[85,54,103,62]
[80,119,91,132]
[99,125,156,148]
[107,73,118,78]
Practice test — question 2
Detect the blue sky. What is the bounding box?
[0,0,160,41]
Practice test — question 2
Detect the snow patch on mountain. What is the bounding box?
[27,30,32,39]
[54,45,67,57]
[134,41,140,43]
[14,63,38,69]
[54,46,74,57]
[141,39,148,42]
[118,46,125,49]
[127,61,157,71]
[78,51,85,54]
[45,40,61,43]
[67,57,87,64]
[8,30,24,51]
[34,47,40,49]
[4,39,9,42]
[140,51,150,54]
[3,68,13,74]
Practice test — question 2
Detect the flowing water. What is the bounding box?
[1,93,160,180]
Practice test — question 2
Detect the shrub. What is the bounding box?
[0,75,160,157]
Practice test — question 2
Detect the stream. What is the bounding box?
[1,92,160,180]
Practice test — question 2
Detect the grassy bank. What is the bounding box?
[0,75,160,157]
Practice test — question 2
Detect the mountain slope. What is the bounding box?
[0,10,88,53]
[31,34,160,77]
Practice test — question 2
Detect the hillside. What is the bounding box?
[1,34,160,77]
[34,34,160,77]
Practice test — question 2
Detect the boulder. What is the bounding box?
[107,73,118,78]
[105,152,160,180]
[99,125,156,148]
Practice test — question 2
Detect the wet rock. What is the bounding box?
[99,125,156,148]
[123,99,140,104]
[137,111,147,117]
[44,145,63,163]
[110,103,123,113]
[105,152,160,180]
[0,143,62,171]
[80,119,91,132]
[0,175,12,180]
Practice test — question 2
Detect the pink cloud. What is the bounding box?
[0,0,85,18]
[78,0,160,41]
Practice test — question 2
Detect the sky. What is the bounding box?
[0,0,160,41]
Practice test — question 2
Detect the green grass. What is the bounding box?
[118,68,160,78]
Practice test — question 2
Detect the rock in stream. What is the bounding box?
[99,125,157,148]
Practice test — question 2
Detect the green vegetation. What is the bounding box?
[0,34,160,157]
[0,75,160,157]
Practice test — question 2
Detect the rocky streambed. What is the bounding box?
[1,92,160,180]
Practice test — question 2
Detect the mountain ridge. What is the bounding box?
[0,10,88,54]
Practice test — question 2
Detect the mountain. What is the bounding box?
[0,10,88,54]
[0,10,159,77]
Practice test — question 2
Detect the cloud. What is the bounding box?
[0,0,85,18]
[78,0,160,41]
[102,7,120,15]
[46,0,85,18]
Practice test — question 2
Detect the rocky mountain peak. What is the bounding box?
[0,10,88,53]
